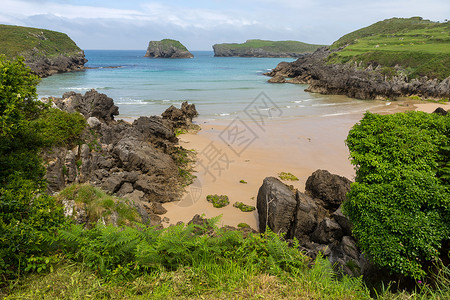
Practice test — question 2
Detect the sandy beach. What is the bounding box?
[161,99,450,229]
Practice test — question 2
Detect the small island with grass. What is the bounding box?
[213,39,324,58]
[144,39,194,58]
[0,24,87,77]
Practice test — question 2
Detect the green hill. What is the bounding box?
[0,24,83,59]
[0,24,86,77]
[213,39,325,57]
[327,17,450,80]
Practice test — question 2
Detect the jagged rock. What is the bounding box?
[332,207,352,236]
[268,75,286,83]
[311,218,343,244]
[150,202,167,215]
[265,47,450,100]
[52,89,119,122]
[161,101,199,129]
[117,182,134,197]
[257,177,297,234]
[290,192,318,239]
[305,169,351,211]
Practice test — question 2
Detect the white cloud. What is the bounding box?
[0,0,448,50]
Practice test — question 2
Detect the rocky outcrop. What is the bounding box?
[257,169,369,276]
[42,90,198,225]
[25,51,87,77]
[145,39,194,58]
[265,47,450,100]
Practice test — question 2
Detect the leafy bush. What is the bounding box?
[31,108,86,147]
[344,111,450,279]
[0,177,67,283]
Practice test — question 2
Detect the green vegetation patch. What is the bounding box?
[344,111,450,279]
[237,222,251,228]
[233,201,256,212]
[148,39,190,52]
[0,24,83,59]
[239,179,247,184]
[206,194,229,208]
[278,172,299,181]
[216,39,324,54]
[327,17,450,80]
[31,108,86,147]
[56,184,142,227]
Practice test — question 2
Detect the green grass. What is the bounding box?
[215,39,325,54]
[56,183,142,227]
[0,24,83,59]
[148,39,190,52]
[327,17,450,80]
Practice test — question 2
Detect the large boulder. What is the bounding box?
[161,101,199,129]
[305,169,351,210]
[257,177,297,234]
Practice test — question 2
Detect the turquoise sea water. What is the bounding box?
[37,50,384,119]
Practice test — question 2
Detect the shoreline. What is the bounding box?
[162,99,446,229]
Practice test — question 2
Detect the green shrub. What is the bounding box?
[0,177,67,283]
[344,111,450,279]
[31,108,86,147]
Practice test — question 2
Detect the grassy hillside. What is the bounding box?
[216,39,324,53]
[0,24,82,59]
[148,39,190,51]
[327,17,450,80]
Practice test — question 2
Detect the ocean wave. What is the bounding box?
[60,87,113,91]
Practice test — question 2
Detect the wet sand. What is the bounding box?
[162,100,439,229]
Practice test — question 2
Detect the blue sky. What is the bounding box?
[1,0,449,50]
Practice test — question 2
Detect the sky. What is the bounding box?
[1,0,449,50]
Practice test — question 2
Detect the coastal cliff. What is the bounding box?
[213,39,324,58]
[266,17,450,100]
[144,39,194,58]
[0,24,87,77]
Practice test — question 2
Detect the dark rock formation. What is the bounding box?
[305,169,352,210]
[145,39,194,58]
[25,52,87,77]
[42,90,198,226]
[257,170,369,276]
[256,177,297,234]
[161,101,199,129]
[433,107,448,116]
[265,47,450,100]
